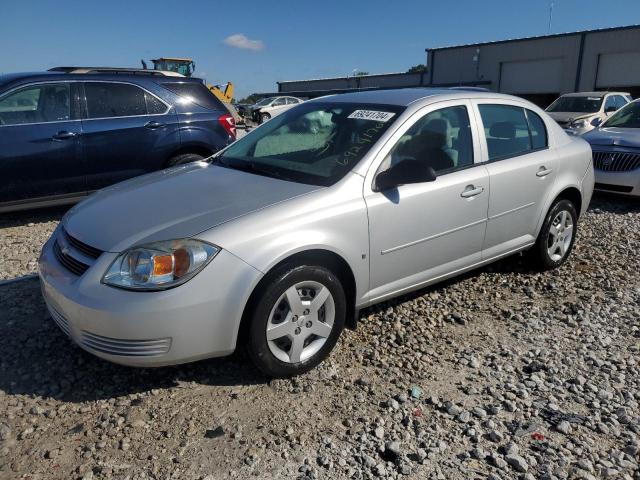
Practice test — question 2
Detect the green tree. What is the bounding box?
[406,64,427,74]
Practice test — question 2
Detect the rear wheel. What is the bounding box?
[528,199,577,270]
[246,265,346,377]
[166,153,205,167]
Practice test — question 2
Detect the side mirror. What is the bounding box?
[374,159,437,192]
[605,106,617,113]
[591,117,603,127]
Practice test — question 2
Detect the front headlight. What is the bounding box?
[570,119,588,129]
[102,239,219,291]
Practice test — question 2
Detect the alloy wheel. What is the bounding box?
[547,210,574,262]
[266,281,335,364]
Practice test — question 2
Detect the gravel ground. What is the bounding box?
[0,194,639,480]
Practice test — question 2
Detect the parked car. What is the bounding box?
[0,70,236,212]
[249,96,303,123]
[583,99,640,196]
[39,89,593,377]
[546,91,631,135]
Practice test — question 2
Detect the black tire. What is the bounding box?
[260,112,271,124]
[528,199,578,270]
[246,265,346,378]
[166,153,205,167]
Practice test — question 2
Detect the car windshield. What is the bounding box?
[546,96,603,113]
[255,97,274,106]
[602,101,640,128]
[216,102,404,186]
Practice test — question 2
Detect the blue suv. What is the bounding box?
[0,68,236,212]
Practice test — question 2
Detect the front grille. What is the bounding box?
[80,331,171,357]
[592,151,640,172]
[53,240,90,276]
[48,304,71,337]
[594,182,634,193]
[63,228,103,259]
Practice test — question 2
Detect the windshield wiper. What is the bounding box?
[215,157,292,182]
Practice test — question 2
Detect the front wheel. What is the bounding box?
[260,112,271,124]
[246,265,346,377]
[528,199,578,270]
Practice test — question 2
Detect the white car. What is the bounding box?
[250,96,303,123]
[546,91,631,135]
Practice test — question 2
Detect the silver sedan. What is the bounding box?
[39,88,594,377]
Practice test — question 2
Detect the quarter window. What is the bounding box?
[383,105,474,175]
[144,91,167,114]
[85,83,147,119]
[0,83,70,125]
[479,104,546,161]
[525,110,548,150]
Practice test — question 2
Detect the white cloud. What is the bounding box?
[223,34,265,52]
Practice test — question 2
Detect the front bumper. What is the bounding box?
[38,234,262,367]
[594,169,640,197]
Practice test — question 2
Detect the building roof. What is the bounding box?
[426,24,640,52]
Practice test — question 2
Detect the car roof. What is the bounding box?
[313,88,523,107]
[561,91,630,97]
[0,71,204,89]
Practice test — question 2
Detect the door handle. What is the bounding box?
[145,121,165,129]
[52,131,77,140]
[460,185,484,198]
[536,166,553,177]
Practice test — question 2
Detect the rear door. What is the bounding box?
[0,82,84,205]
[81,81,179,191]
[270,97,288,117]
[473,102,557,258]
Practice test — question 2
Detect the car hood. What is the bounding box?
[63,163,320,253]
[582,127,640,147]
[546,112,595,123]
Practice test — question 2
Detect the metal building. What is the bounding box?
[276,25,640,107]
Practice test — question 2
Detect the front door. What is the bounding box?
[473,102,558,258]
[365,101,489,302]
[0,82,84,205]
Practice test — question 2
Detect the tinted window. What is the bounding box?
[161,82,225,111]
[479,105,531,160]
[0,83,70,125]
[85,83,146,118]
[383,105,473,174]
[614,96,627,109]
[526,110,548,150]
[219,102,404,186]
[145,91,167,114]
[604,96,617,111]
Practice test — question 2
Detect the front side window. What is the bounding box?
[614,96,627,109]
[218,102,404,186]
[602,101,640,128]
[546,95,603,113]
[604,96,617,112]
[85,82,147,118]
[0,83,70,125]
[479,105,531,160]
[382,105,473,175]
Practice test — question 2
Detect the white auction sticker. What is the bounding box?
[348,110,396,122]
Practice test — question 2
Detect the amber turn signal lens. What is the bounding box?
[152,254,173,276]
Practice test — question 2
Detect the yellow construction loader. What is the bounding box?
[143,57,239,121]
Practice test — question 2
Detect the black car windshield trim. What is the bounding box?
[217,102,405,186]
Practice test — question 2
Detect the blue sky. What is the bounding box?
[2,0,639,98]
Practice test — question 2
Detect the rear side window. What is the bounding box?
[525,110,548,150]
[161,82,225,111]
[85,83,146,118]
[0,83,70,125]
[479,104,548,161]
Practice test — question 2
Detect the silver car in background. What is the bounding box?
[39,89,594,377]
[583,99,640,196]
[546,91,631,135]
